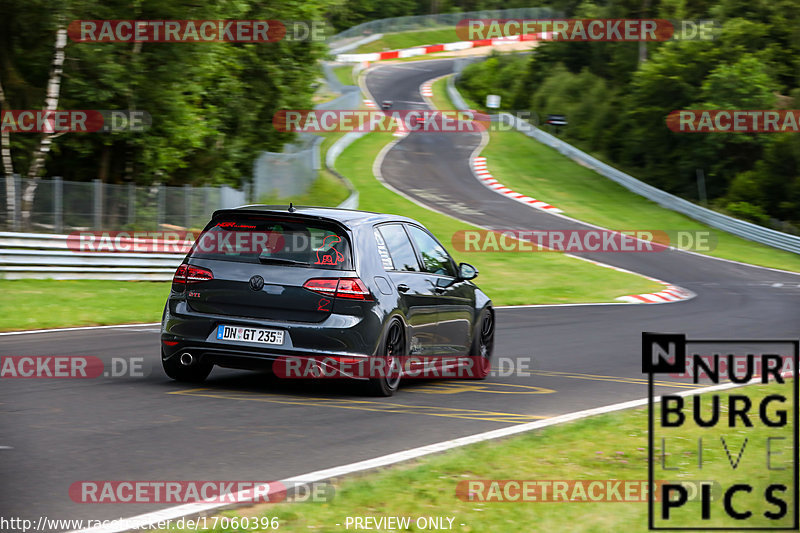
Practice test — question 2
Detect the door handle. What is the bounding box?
[397,283,410,293]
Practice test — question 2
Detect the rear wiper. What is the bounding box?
[257,256,306,266]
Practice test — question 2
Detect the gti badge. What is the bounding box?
[249,275,264,291]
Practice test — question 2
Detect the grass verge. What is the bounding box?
[429,76,454,110]
[483,130,800,272]
[332,65,355,86]
[0,280,169,331]
[334,131,662,305]
[354,28,459,54]
[431,76,800,272]
[163,380,794,532]
[256,167,349,208]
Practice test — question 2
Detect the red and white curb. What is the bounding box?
[363,99,378,109]
[472,156,563,213]
[393,116,409,138]
[576,257,695,305]
[468,156,694,305]
[421,80,434,97]
[617,283,695,304]
[337,33,543,63]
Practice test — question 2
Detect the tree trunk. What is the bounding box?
[638,0,651,65]
[0,76,16,225]
[21,26,67,229]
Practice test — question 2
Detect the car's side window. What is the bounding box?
[377,224,420,272]
[406,225,456,277]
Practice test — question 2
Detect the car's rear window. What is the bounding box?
[189,216,352,270]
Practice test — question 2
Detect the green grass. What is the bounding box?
[355,28,460,53]
[429,76,454,110]
[332,65,355,86]
[482,130,800,271]
[430,76,800,272]
[0,280,169,331]
[335,131,662,305]
[164,380,795,532]
[257,166,349,208]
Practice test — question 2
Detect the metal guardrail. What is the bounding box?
[0,231,184,280]
[329,34,383,56]
[327,7,555,47]
[446,74,800,255]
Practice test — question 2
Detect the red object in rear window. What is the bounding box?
[303,278,372,300]
[172,263,213,285]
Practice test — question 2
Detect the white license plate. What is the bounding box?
[216,325,284,345]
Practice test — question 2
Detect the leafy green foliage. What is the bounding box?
[1,0,333,187]
[455,0,800,230]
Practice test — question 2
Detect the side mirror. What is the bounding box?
[458,262,478,280]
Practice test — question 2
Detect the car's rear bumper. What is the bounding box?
[161,299,381,370]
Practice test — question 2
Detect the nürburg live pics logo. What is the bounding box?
[642,332,798,530]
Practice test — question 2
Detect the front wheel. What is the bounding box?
[467,307,494,380]
[365,319,404,396]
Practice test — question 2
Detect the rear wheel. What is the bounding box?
[162,350,213,383]
[467,307,494,379]
[366,319,404,396]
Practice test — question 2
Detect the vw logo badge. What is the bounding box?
[249,275,265,291]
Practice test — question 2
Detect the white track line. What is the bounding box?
[0,323,161,336]
[66,375,787,533]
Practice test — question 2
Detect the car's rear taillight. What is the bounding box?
[303,278,372,300]
[173,264,188,284]
[335,278,371,299]
[172,263,213,285]
[186,265,213,283]
[302,278,338,296]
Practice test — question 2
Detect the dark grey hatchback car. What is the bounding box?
[161,205,494,396]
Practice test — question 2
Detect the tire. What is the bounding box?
[162,351,213,383]
[466,307,494,380]
[365,318,405,397]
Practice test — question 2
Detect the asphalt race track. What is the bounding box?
[1,58,798,531]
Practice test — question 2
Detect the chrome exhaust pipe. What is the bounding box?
[179,352,194,366]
